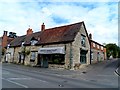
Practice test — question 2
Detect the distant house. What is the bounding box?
[89,33,107,63]
[1,31,17,62]
[8,22,91,70]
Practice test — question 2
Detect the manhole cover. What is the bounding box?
[90,80,97,82]
[82,71,87,74]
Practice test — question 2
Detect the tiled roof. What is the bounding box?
[10,22,84,47]
[90,40,104,47]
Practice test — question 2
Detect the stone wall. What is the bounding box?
[72,24,90,69]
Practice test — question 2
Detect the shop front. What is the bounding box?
[38,47,65,68]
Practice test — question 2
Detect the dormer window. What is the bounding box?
[7,44,10,48]
[21,42,25,47]
[31,40,38,46]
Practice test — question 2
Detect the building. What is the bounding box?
[7,21,91,70]
[1,31,17,62]
[89,33,106,63]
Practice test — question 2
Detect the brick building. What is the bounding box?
[89,33,106,63]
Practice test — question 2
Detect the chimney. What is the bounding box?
[89,33,92,40]
[41,23,45,31]
[27,28,33,35]
[2,31,8,48]
[3,31,8,36]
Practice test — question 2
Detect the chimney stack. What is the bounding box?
[89,33,92,40]
[3,31,8,36]
[27,28,33,35]
[41,23,45,31]
[2,31,8,48]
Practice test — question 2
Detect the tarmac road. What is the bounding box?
[1,59,119,88]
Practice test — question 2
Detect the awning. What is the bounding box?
[38,47,65,54]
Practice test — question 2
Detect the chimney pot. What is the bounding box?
[41,23,45,31]
[27,28,33,35]
[3,31,8,36]
[89,33,92,40]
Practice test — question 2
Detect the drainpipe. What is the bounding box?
[69,43,73,69]
[90,42,92,64]
[13,47,15,63]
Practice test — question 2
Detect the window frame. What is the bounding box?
[81,34,86,47]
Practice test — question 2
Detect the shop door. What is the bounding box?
[42,55,48,68]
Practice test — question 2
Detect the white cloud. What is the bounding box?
[0,2,118,45]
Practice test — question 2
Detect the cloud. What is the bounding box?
[0,2,118,45]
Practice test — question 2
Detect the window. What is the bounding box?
[91,51,93,60]
[81,35,86,47]
[97,45,99,49]
[101,46,103,50]
[30,52,36,62]
[21,42,25,47]
[48,54,65,65]
[80,50,87,64]
[31,40,38,46]
[93,43,95,47]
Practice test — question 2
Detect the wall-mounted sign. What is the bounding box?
[38,47,65,54]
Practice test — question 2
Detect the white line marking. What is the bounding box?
[38,79,48,83]
[2,78,28,88]
[8,78,32,80]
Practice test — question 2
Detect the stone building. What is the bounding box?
[8,21,91,70]
[89,33,106,63]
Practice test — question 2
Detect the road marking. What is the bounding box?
[2,78,28,88]
[8,78,32,80]
[114,68,120,76]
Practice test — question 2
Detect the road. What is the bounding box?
[1,59,119,88]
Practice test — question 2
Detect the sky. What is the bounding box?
[0,0,118,45]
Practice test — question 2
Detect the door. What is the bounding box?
[41,55,48,68]
[37,54,41,65]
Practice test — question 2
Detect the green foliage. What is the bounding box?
[105,43,120,58]
[2,48,6,55]
[21,48,30,56]
[25,49,30,55]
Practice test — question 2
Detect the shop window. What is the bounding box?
[30,52,36,62]
[48,54,65,65]
[81,35,86,47]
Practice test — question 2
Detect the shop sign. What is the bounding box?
[38,47,65,54]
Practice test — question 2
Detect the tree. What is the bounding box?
[105,43,119,58]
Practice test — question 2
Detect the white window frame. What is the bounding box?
[31,40,38,46]
[97,45,99,49]
[93,43,95,47]
[101,46,103,50]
